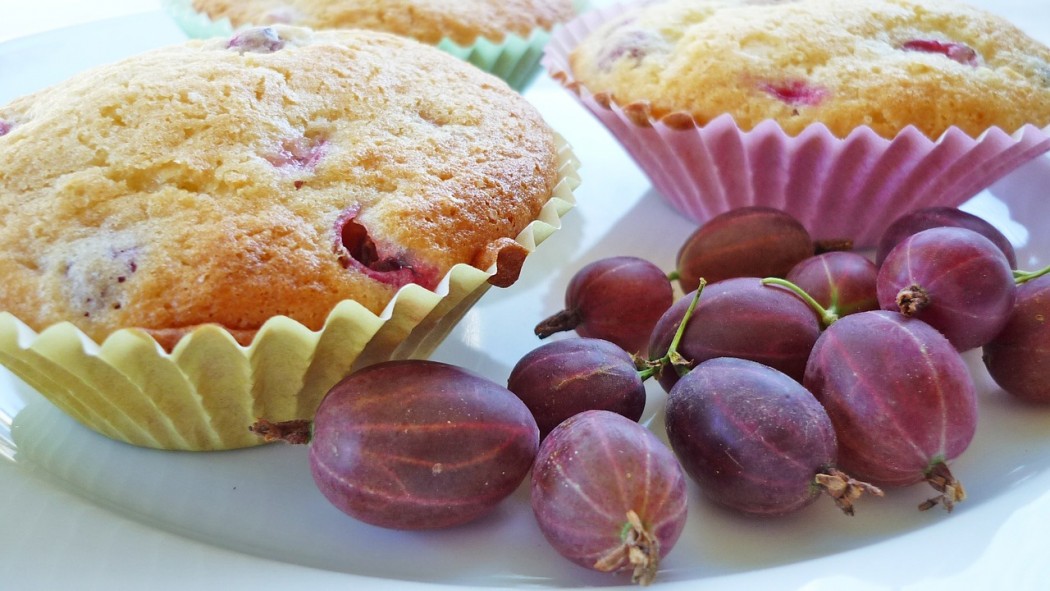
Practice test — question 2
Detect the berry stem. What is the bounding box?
[642,279,706,380]
[592,510,660,586]
[250,418,313,444]
[666,282,704,368]
[1014,263,1050,285]
[813,238,854,254]
[534,309,582,339]
[895,284,930,316]
[919,460,966,512]
[637,365,657,381]
[760,277,839,327]
[814,468,884,516]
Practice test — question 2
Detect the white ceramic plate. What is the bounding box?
[3,5,1050,591]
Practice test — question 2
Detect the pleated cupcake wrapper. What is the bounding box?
[543,0,1050,247]
[160,0,573,91]
[0,137,579,452]
[436,32,550,92]
[160,0,236,39]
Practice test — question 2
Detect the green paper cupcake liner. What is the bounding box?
[0,137,579,451]
[160,0,585,91]
[437,30,551,92]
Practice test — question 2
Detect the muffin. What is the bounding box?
[164,0,582,90]
[546,0,1050,245]
[0,25,579,450]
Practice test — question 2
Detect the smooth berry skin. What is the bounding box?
[676,206,814,293]
[665,357,839,516]
[875,206,1016,268]
[804,311,978,487]
[508,338,646,440]
[786,251,879,317]
[531,410,688,582]
[648,277,823,391]
[983,275,1050,403]
[538,256,674,357]
[310,360,539,530]
[876,227,1015,352]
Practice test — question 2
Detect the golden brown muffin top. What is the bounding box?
[193,0,578,46]
[569,0,1050,138]
[0,26,561,348]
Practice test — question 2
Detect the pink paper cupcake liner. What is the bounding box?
[543,1,1050,247]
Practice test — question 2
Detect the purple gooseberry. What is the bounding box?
[876,226,1015,351]
[253,360,539,530]
[875,206,1016,268]
[675,206,815,293]
[530,410,688,586]
[786,251,879,317]
[507,337,646,439]
[983,270,1050,403]
[535,256,674,356]
[804,311,978,511]
[335,207,440,289]
[665,357,881,516]
[648,277,823,391]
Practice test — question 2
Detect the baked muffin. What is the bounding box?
[568,0,1050,139]
[191,0,576,46]
[165,0,580,89]
[545,0,1050,246]
[0,25,578,450]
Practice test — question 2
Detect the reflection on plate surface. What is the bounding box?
[2,4,1050,591]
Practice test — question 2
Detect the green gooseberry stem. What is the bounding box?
[760,277,839,328]
[1014,263,1050,285]
[637,279,706,381]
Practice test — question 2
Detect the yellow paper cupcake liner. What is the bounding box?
[160,0,588,91]
[0,137,579,451]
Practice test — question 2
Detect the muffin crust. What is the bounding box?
[193,0,577,45]
[569,0,1050,138]
[0,26,561,348]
